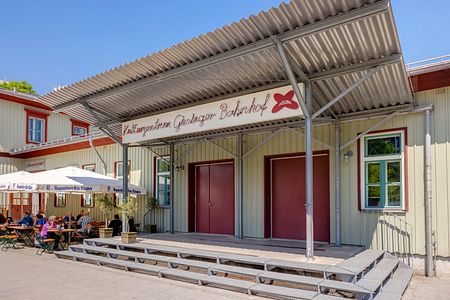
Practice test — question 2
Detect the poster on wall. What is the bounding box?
[122,83,305,144]
[25,160,45,172]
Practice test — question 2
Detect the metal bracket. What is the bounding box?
[273,38,310,119]
[145,147,170,164]
[206,139,237,158]
[82,103,122,145]
[311,66,381,119]
[243,128,284,159]
[173,141,201,165]
[340,111,399,150]
[286,127,334,149]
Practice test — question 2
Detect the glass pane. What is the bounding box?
[117,163,123,177]
[387,185,401,207]
[22,199,29,205]
[366,162,380,184]
[13,192,20,198]
[36,119,42,131]
[157,159,170,172]
[366,135,401,156]
[387,161,401,183]
[367,185,381,207]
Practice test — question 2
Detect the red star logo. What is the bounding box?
[271,90,299,113]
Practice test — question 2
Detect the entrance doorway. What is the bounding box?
[189,160,234,235]
[265,151,330,242]
[9,192,32,221]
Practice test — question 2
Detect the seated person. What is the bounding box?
[75,210,84,229]
[63,212,75,229]
[34,214,46,227]
[5,217,13,225]
[18,211,33,226]
[38,209,46,219]
[108,214,122,236]
[128,217,137,233]
[0,213,6,224]
[77,211,94,237]
[41,215,60,251]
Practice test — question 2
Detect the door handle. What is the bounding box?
[208,203,212,207]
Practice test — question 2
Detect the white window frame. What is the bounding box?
[73,126,87,136]
[82,164,96,173]
[115,161,131,180]
[359,129,406,211]
[155,157,171,207]
[82,194,94,208]
[28,116,45,143]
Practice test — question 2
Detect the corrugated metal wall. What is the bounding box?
[0,98,86,151]
[339,86,450,257]
[7,86,449,258]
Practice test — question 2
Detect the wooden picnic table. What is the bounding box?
[47,228,77,249]
[6,225,35,246]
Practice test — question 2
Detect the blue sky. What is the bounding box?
[0,0,449,95]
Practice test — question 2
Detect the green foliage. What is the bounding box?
[146,195,159,211]
[118,197,138,218]
[96,194,115,222]
[0,80,36,95]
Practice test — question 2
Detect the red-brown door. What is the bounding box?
[9,192,32,221]
[195,162,234,235]
[270,153,330,242]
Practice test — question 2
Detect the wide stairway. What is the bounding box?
[55,238,413,299]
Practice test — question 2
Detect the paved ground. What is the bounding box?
[403,275,450,300]
[0,247,257,300]
[2,246,449,299]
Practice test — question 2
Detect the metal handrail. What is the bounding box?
[9,130,105,154]
[406,54,450,70]
[362,210,414,266]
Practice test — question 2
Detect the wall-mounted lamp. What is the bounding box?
[175,164,185,172]
[343,150,353,161]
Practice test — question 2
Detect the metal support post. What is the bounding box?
[335,122,341,246]
[169,143,175,233]
[121,143,129,233]
[237,133,244,239]
[424,109,434,277]
[305,82,314,258]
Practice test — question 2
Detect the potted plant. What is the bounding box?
[144,196,159,234]
[118,197,138,244]
[96,194,115,238]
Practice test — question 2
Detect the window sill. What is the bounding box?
[361,208,405,213]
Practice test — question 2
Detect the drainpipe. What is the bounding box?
[169,143,175,233]
[122,143,129,233]
[305,82,314,258]
[335,121,341,246]
[237,133,244,239]
[424,108,434,277]
[89,137,107,175]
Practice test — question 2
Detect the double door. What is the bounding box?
[195,162,234,235]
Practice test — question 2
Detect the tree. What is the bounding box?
[0,80,37,95]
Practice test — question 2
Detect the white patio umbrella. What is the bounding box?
[12,166,146,195]
[0,170,31,191]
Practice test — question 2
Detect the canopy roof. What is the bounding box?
[0,171,31,190]
[12,166,146,195]
[38,0,412,142]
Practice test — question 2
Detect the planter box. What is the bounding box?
[121,232,137,244]
[99,228,113,239]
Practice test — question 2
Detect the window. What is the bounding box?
[82,164,96,173]
[25,109,48,144]
[82,194,94,208]
[115,161,131,180]
[155,157,171,207]
[360,129,406,210]
[11,193,29,206]
[54,193,66,207]
[71,120,89,136]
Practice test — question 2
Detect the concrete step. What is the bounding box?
[373,292,401,300]
[312,295,346,300]
[266,259,332,274]
[160,268,206,284]
[218,253,268,267]
[363,258,399,282]
[380,266,413,296]
[258,271,323,286]
[169,258,214,270]
[201,276,256,293]
[250,284,318,299]
[178,249,222,261]
[71,244,174,264]
[210,264,263,277]
[319,279,372,298]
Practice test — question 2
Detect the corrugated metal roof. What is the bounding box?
[37,0,412,138]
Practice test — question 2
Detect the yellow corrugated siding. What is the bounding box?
[0,157,25,208]
[338,86,450,257]
[15,86,450,258]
